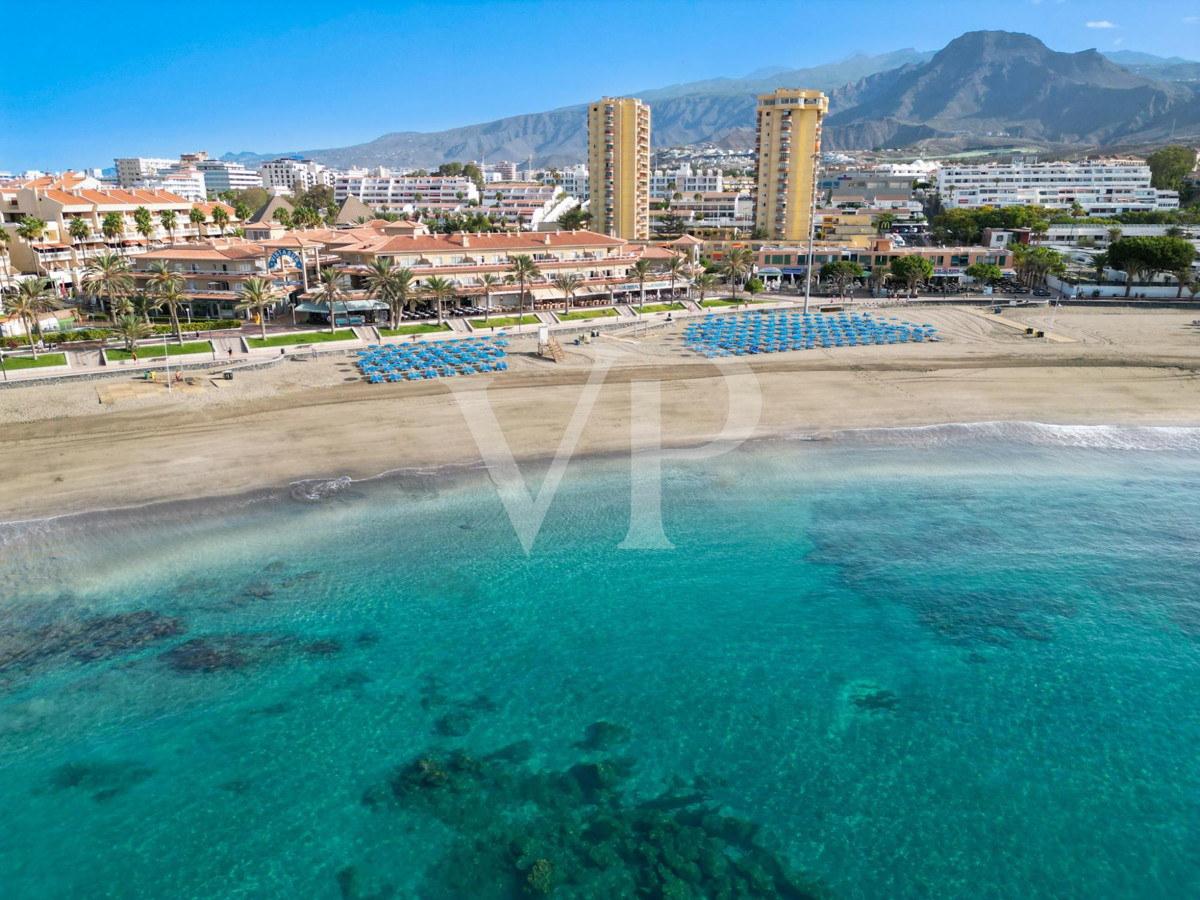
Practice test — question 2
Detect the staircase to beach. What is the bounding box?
[542,337,566,363]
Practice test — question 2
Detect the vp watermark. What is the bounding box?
[447,348,761,553]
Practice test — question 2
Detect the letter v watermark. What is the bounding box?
[445,358,613,554]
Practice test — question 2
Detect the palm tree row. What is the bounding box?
[4,278,61,359]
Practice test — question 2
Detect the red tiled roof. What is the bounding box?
[332,229,625,255]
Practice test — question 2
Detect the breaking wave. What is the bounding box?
[825,421,1200,452]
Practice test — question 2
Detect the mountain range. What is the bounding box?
[220,32,1200,170]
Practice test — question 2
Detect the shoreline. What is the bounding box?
[2,306,1199,524]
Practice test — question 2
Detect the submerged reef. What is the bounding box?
[354,721,830,900]
[0,610,186,684]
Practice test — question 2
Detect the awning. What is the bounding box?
[294,299,388,314]
[758,267,783,275]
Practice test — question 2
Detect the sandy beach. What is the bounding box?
[1,304,1198,523]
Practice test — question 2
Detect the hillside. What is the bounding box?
[221,32,1200,169]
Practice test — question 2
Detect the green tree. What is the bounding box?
[505,254,541,330]
[1011,245,1064,291]
[364,256,409,329]
[423,275,456,325]
[694,272,720,304]
[867,265,890,295]
[273,208,294,230]
[83,251,133,314]
[1091,251,1109,284]
[133,206,154,242]
[720,247,754,299]
[662,255,689,300]
[112,314,152,352]
[630,257,654,310]
[654,214,687,236]
[189,206,207,239]
[102,211,124,245]
[819,260,864,297]
[964,262,1003,290]
[477,272,502,322]
[234,202,253,222]
[744,277,764,300]
[159,209,178,243]
[16,216,47,274]
[1146,145,1195,191]
[889,255,934,297]
[211,205,231,236]
[314,267,347,334]
[235,276,277,340]
[552,273,582,317]
[558,207,592,231]
[7,277,59,358]
[146,260,186,340]
[68,216,91,245]
[154,285,190,346]
[1108,236,1196,297]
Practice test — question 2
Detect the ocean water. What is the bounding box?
[1,423,1199,899]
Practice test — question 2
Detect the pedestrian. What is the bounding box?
[132,350,138,362]
[228,347,234,359]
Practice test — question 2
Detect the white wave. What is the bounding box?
[826,421,1200,452]
[289,476,353,502]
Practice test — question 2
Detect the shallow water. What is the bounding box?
[1,424,1199,899]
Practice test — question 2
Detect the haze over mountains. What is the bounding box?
[221,31,1200,170]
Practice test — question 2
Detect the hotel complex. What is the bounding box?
[588,97,651,240]
[753,88,829,241]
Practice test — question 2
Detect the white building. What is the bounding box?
[480,182,577,228]
[114,157,177,187]
[334,172,478,210]
[133,169,207,202]
[556,164,589,200]
[935,158,1180,215]
[195,159,263,194]
[259,157,336,192]
[649,163,723,199]
[492,161,519,181]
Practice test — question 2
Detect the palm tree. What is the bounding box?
[1165,225,1185,239]
[84,251,134,315]
[159,209,178,244]
[155,286,190,345]
[721,247,755,300]
[662,255,689,301]
[8,277,59,357]
[0,228,11,292]
[112,314,152,352]
[146,261,186,342]
[424,275,456,325]
[235,276,277,340]
[551,273,582,317]
[68,216,91,247]
[313,267,347,334]
[867,265,891,296]
[631,258,654,311]
[1172,266,1194,298]
[274,208,294,230]
[693,272,720,306]
[365,257,409,329]
[16,217,47,275]
[133,207,154,243]
[211,206,230,236]
[478,272,501,322]
[506,254,541,331]
[189,206,207,240]
[1107,226,1123,245]
[102,212,124,248]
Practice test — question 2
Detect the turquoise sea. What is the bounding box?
[1,423,1199,899]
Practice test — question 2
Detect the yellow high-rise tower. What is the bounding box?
[753,89,828,241]
[587,97,650,240]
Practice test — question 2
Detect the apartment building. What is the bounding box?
[492,161,519,181]
[0,172,239,288]
[555,165,589,200]
[754,88,829,242]
[651,192,753,229]
[133,169,207,202]
[114,157,177,187]
[130,240,273,319]
[755,236,1011,285]
[935,158,1180,214]
[649,164,723,199]
[588,97,651,240]
[260,157,336,192]
[195,159,264,194]
[333,172,479,210]
[329,228,639,303]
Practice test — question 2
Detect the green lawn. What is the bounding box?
[635,302,686,314]
[470,315,539,329]
[107,341,213,360]
[558,308,619,321]
[3,353,67,370]
[379,323,452,337]
[247,330,356,349]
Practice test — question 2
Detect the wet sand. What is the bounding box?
[2,306,1199,523]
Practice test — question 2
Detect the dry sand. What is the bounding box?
[2,305,1198,522]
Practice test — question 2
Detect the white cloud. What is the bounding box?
[1086,20,1116,28]
[1113,37,1124,45]
[1184,15,1200,23]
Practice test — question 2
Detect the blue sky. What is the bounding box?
[2,0,1198,172]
